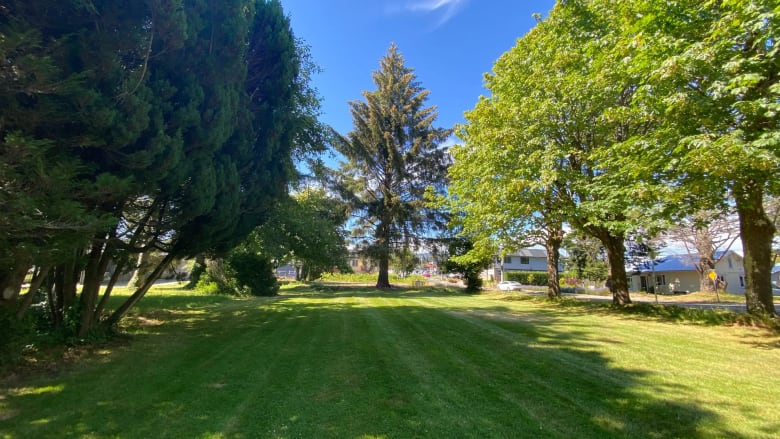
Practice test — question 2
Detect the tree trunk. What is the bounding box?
[105,253,175,327]
[93,257,128,322]
[77,239,113,337]
[128,251,162,288]
[127,252,146,288]
[376,255,391,289]
[696,253,716,293]
[375,219,391,289]
[695,229,716,292]
[187,254,207,289]
[15,265,50,320]
[597,231,631,305]
[545,224,563,299]
[698,269,716,293]
[51,256,79,328]
[734,182,776,316]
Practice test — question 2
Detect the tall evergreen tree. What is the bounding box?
[1,0,315,336]
[0,0,174,316]
[109,0,318,326]
[334,44,451,288]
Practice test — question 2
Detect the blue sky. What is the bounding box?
[279,0,556,136]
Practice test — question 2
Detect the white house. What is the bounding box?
[628,251,745,294]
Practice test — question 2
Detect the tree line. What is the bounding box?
[0,0,326,339]
[448,0,778,315]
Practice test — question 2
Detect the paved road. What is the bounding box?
[571,293,748,312]
[425,279,751,312]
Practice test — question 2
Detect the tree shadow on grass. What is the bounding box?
[510,295,780,335]
[304,282,472,298]
[0,291,771,438]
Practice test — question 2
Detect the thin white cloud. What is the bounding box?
[387,0,470,27]
[407,0,464,12]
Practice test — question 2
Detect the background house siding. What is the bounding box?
[503,256,547,271]
[628,251,746,294]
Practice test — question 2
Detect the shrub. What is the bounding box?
[506,271,548,286]
[463,274,482,293]
[195,278,224,296]
[319,272,378,283]
[187,260,207,289]
[196,253,279,297]
[227,251,279,297]
[196,259,237,295]
[0,307,36,368]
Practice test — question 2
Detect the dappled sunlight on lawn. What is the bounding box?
[9,384,65,397]
[2,282,778,438]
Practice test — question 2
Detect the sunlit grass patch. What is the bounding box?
[9,384,65,397]
[2,283,779,438]
[317,271,429,286]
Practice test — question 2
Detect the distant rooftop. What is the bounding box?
[632,251,739,273]
[506,248,547,258]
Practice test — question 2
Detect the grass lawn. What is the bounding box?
[1,283,779,438]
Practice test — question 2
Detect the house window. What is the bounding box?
[350,259,358,267]
[503,256,512,264]
[739,276,744,287]
[728,257,733,269]
[519,256,530,265]
[655,275,666,286]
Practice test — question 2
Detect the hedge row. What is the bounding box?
[505,271,548,286]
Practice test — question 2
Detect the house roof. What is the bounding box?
[507,248,547,258]
[648,254,696,272]
[633,251,740,274]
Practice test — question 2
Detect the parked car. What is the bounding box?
[498,281,522,291]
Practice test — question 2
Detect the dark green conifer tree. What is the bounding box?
[334,44,451,288]
[1,0,315,336]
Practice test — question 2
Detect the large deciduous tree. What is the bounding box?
[452,0,664,305]
[594,0,779,315]
[333,44,451,289]
[249,188,350,281]
[645,0,778,315]
[451,60,567,299]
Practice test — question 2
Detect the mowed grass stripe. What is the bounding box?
[388,295,658,437]
[357,296,500,436]
[456,293,780,435]
[365,295,600,437]
[395,293,779,438]
[2,286,779,438]
[414,300,620,414]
